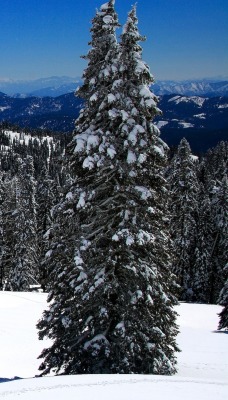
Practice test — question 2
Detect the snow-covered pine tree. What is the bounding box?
[0,173,5,289]
[198,142,227,303]
[72,0,120,147]
[38,0,119,293]
[204,142,228,188]
[168,138,199,301]
[36,164,54,290]
[1,175,18,289]
[192,184,213,302]
[37,2,179,375]
[209,173,228,303]
[6,156,39,291]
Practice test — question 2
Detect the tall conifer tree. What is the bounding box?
[218,263,228,330]
[1,176,17,289]
[36,165,54,290]
[5,156,39,291]
[198,142,227,303]
[209,174,228,303]
[192,184,213,302]
[37,2,178,375]
[0,173,5,289]
[168,138,199,301]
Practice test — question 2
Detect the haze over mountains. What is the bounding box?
[0,76,228,98]
[0,76,81,98]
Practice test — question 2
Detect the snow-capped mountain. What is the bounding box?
[152,80,228,97]
[0,76,228,98]
[154,95,228,152]
[155,95,228,130]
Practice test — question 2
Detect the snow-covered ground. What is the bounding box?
[0,292,227,399]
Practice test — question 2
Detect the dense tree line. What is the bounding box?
[0,0,227,376]
[0,126,67,290]
[1,127,226,304]
[167,138,227,305]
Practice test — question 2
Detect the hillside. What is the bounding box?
[0,92,227,153]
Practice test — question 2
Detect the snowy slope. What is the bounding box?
[0,292,227,399]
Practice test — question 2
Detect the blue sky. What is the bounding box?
[1,0,227,81]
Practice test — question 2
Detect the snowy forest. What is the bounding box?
[0,0,227,376]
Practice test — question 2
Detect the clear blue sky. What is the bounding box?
[1,0,227,81]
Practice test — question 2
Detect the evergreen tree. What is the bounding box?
[192,184,213,302]
[37,3,179,375]
[209,174,228,303]
[218,263,228,330]
[168,138,199,301]
[36,164,54,290]
[1,175,18,289]
[5,156,39,291]
[76,0,120,112]
[0,174,5,289]
[198,142,228,303]
[204,141,228,187]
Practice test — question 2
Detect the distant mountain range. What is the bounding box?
[0,91,227,153]
[0,91,83,133]
[0,76,81,98]
[153,80,228,97]
[0,76,228,98]
[155,95,228,152]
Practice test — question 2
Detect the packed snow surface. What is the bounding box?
[0,292,227,399]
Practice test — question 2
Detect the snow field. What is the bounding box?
[0,292,227,399]
[0,292,51,378]
[0,375,227,400]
